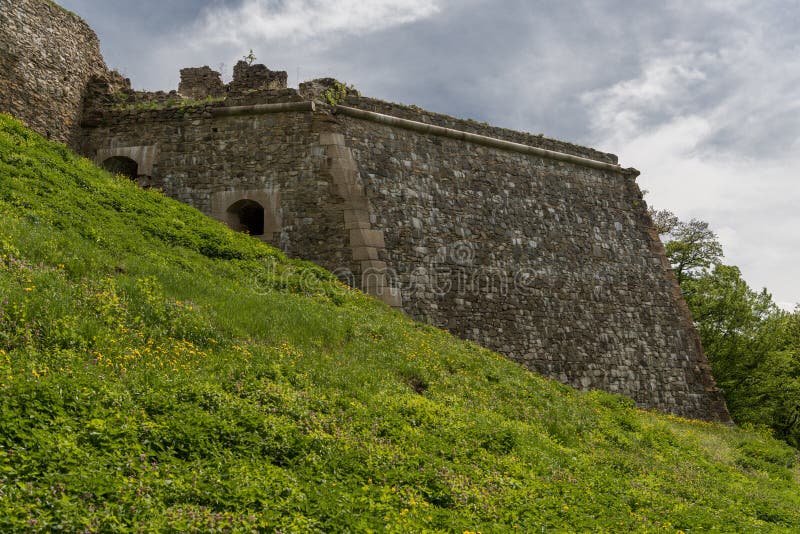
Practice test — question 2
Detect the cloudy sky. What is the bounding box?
[60,0,799,308]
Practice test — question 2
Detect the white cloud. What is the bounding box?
[625,127,800,308]
[582,25,800,307]
[582,51,708,141]
[192,0,441,47]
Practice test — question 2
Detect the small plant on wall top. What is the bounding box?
[242,49,257,66]
[323,81,348,105]
[323,81,351,106]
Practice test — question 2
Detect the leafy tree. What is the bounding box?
[650,209,723,284]
[652,208,800,447]
[243,49,256,65]
[683,264,776,368]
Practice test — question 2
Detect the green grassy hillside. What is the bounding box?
[0,114,798,532]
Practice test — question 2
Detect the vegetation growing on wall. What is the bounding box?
[110,93,225,112]
[1,114,799,531]
[242,49,257,66]
[323,81,352,106]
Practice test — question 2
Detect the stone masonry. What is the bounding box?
[229,61,288,94]
[178,67,225,101]
[0,0,107,149]
[0,0,731,421]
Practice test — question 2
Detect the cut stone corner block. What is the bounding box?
[350,228,385,248]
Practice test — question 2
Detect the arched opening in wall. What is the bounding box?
[102,156,138,180]
[226,199,265,236]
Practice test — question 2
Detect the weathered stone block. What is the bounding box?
[229,61,287,93]
[178,66,225,101]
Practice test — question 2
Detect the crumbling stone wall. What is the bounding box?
[228,61,288,94]
[178,67,225,101]
[0,0,107,148]
[81,71,185,119]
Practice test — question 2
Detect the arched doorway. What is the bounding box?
[226,199,265,236]
[102,156,138,180]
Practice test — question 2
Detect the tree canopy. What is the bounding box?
[650,207,800,447]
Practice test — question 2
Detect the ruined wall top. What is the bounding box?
[229,61,288,93]
[178,66,225,101]
[84,64,619,166]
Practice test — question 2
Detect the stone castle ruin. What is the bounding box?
[0,0,731,421]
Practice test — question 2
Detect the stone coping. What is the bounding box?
[333,104,638,175]
[210,101,316,117]
[343,95,618,165]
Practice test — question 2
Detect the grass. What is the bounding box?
[0,113,799,532]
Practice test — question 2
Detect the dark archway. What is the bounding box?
[102,156,138,180]
[226,199,265,236]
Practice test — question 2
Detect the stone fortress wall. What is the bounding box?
[0,0,107,148]
[1,0,732,421]
[333,98,728,421]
